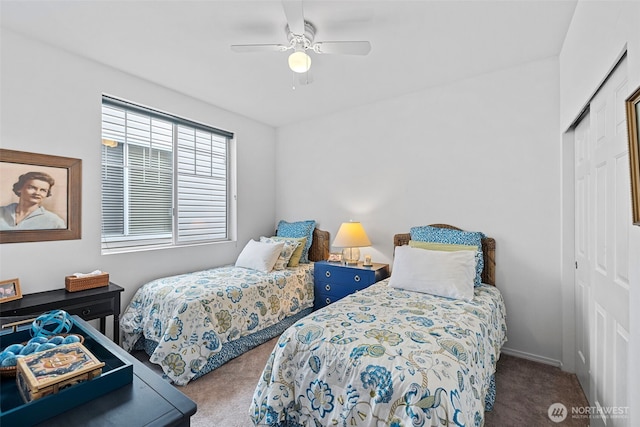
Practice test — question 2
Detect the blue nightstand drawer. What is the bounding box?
[313,261,389,310]
[315,293,338,307]
[315,281,357,300]
[316,265,375,286]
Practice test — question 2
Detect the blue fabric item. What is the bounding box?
[31,310,73,337]
[410,225,485,286]
[135,307,313,383]
[276,220,316,263]
[484,373,496,411]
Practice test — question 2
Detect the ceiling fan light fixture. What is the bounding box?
[230,4,371,83]
[288,50,311,73]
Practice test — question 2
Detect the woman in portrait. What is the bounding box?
[0,171,65,230]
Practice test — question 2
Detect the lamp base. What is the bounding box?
[342,247,360,265]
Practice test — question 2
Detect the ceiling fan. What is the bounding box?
[230,0,371,85]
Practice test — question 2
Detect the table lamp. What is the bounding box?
[332,221,371,265]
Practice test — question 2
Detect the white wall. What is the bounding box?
[559,1,640,423]
[0,29,278,335]
[560,1,640,131]
[276,57,564,364]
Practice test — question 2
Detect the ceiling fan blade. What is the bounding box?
[282,0,305,35]
[313,41,371,55]
[231,44,288,53]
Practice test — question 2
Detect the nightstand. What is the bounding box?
[314,261,389,310]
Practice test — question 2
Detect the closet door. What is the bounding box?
[576,57,630,426]
[574,112,591,399]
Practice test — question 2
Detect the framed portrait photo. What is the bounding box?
[0,149,82,243]
[627,85,640,226]
[0,278,22,303]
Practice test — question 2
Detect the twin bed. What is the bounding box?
[120,223,507,426]
[250,224,507,426]
[120,227,330,385]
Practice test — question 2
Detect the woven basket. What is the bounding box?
[65,273,109,292]
[0,334,85,377]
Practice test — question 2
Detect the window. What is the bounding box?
[101,95,234,253]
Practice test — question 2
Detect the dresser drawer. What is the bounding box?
[314,292,341,308]
[313,279,370,310]
[315,281,359,300]
[62,299,116,321]
[315,264,375,286]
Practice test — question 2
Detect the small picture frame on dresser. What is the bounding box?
[0,278,22,303]
[327,253,342,262]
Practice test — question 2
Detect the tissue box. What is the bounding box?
[16,342,105,403]
[65,272,109,292]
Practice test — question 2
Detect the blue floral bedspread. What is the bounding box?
[120,264,314,385]
[250,279,507,426]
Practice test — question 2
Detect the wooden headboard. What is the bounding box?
[309,228,330,262]
[393,224,496,286]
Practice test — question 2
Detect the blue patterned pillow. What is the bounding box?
[410,225,485,286]
[276,220,316,263]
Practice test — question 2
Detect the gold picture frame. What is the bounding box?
[627,85,640,226]
[0,278,22,303]
[0,149,82,243]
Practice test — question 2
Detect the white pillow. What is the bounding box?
[388,245,476,301]
[235,239,285,273]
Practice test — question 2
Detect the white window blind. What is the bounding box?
[176,125,228,242]
[101,96,233,252]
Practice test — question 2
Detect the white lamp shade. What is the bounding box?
[332,222,372,248]
[288,50,311,73]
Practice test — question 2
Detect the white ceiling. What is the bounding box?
[1,0,577,127]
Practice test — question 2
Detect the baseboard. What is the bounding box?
[500,347,562,368]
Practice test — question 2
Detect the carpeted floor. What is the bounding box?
[485,354,590,426]
[134,339,590,426]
